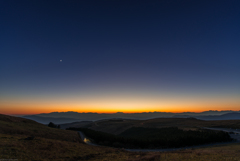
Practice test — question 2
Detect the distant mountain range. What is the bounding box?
[194,112,240,120]
[22,115,81,124]
[21,110,240,124]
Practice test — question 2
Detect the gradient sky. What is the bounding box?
[1,0,240,115]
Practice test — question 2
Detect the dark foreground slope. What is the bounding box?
[0,114,138,160]
[0,114,81,142]
[1,114,240,161]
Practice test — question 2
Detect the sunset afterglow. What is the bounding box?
[1,1,239,115]
[1,90,239,115]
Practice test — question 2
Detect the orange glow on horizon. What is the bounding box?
[1,104,240,116]
[1,93,240,115]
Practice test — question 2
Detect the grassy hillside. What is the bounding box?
[0,133,135,161]
[0,114,139,160]
[0,114,81,142]
[1,114,240,161]
[1,132,240,161]
[139,118,240,129]
[80,118,240,135]
[128,143,240,161]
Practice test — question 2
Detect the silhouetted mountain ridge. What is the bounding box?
[194,112,240,120]
[22,115,81,124]
[21,110,240,124]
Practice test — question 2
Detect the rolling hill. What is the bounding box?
[0,114,140,160]
[22,115,81,124]
[61,117,240,135]
[194,112,240,120]
[0,114,81,142]
[1,114,240,160]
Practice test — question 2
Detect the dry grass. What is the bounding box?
[1,133,240,161]
[0,114,81,142]
[0,114,142,160]
[126,143,240,161]
[0,133,134,161]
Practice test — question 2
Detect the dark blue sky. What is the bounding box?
[1,0,240,114]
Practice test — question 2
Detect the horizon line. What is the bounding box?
[8,109,240,116]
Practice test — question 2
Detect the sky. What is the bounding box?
[0,0,240,115]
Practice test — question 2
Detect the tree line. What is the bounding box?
[48,122,61,129]
[67,127,232,149]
